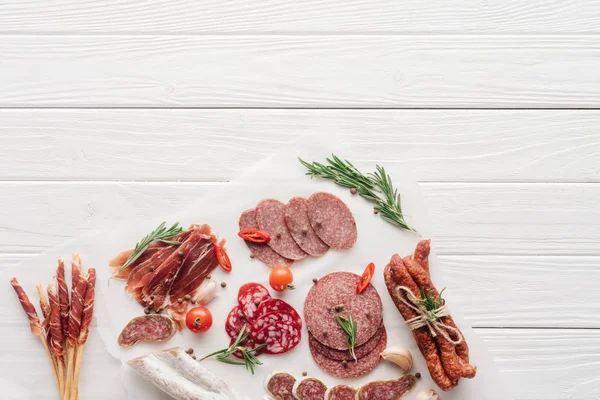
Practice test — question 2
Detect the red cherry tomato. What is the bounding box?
[269,267,295,292]
[185,306,213,333]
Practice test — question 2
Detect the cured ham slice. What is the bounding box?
[56,259,70,339]
[128,347,241,400]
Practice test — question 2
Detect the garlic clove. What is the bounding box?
[380,346,413,372]
[416,389,440,400]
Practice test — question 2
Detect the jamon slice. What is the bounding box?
[110,243,166,280]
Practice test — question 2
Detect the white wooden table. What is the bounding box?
[1,2,599,399]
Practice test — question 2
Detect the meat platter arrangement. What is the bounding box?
[0,139,512,400]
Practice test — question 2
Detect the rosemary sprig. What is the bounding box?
[335,313,357,362]
[416,287,446,320]
[299,155,415,231]
[119,222,184,272]
[199,324,266,374]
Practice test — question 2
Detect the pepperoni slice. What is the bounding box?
[237,283,271,321]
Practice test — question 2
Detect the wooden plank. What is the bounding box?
[2,109,600,182]
[1,35,598,108]
[0,0,598,34]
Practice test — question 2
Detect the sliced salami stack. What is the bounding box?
[304,272,386,379]
[239,192,357,268]
[224,283,302,358]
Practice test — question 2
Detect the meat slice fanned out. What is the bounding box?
[308,192,357,251]
[284,197,329,257]
[118,314,177,347]
[256,199,308,260]
[239,209,293,268]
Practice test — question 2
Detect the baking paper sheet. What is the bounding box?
[0,136,513,399]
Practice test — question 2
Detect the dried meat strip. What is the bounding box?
[56,259,70,338]
[239,209,293,268]
[256,199,308,261]
[118,314,176,347]
[47,284,65,363]
[10,277,43,336]
[284,197,329,257]
[307,192,357,250]
[78,268,96,344]
[67,272,88,347]
[413,239,431,275]
[356,375,417,400]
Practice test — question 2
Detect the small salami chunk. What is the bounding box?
[252,311,302,333]
[356,375,417,400]
[117,315,176,347]
[239,209,294,268]
[252,320,301,354]
[225,305,248,339]
[325,385,357,400]
[237,283,271,321]
[308,192,357,250]
[293,378,328,400]
[256,199,308,260]
[264,372,296,400]
[285,197,329,257]
[309,325,386,362]
[309,324,387,379]
[257,298,301,320]
[230,335,264,359]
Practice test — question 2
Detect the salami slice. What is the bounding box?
[225,305,249,339]
[264,372,296,400]
[325,385,358,400]
[309,325,386,362]
[117,314,176,348]
[252,311,302,333]
[230,336,264,359]
[304,272,383,350]
[252,320,301,354]
[308,192,357,250]
[356,375,417,400]
[257,298,301,321]
[309,324,387,379]
[239,209,294,268]
[237,283,271,321]
[293,378,328,400]
[284,197,329,257]
[256,199,308,260]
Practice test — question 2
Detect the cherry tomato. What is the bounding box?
[214,243,232,272]
[356,262,375,294]
[269,267,295,292]
[185,306,213,333]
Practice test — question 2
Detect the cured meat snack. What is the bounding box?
[118,314,177,347]
[384,254,455,391]
[237,282,271,320]
[307,192,357,250]
[56,259,70,339]
[264,372,296,400]
[257,298,301,320]
[239,209,293,268]
[356,375,417,400]
[252,311,302,333]
[225,305,247,339]
[256,199,308,260]
[293,378,328,400]
[253,319,302,354]
[304,272,383,350]
[309,325,387,379]
[412,239,431,275]
[47,284,65,396]
[308,325,386,362]
[284,197,329,256]
[325,385,357,400]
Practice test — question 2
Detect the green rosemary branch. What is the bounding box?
[119,221,183,271]
[335,313,357,362]
[416,287,446,320]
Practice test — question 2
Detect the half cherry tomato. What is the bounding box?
[238,229,271,243]
[356,262,375,294]
[214,243,232,272]
[185,306,213,333]
[269,267,295,292]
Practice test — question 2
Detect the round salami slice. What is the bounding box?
[309,325,386,362]
[293,378,328,400]
[252,311,302,333]
[264,372,296,400]
[308,192,357,250]
[309,324,387,379]
[256,199,308,260]
[239,209,293,268]
[237,283,271,321]
[225,305,249,339]
[252,319,301,354]
[325,385,357,400]
[230,336,264,359]
[257,298,301,320]
[284,197,329,257]
[304,272,383,350]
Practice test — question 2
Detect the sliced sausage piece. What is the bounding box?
[252,320,301,354]
[256,199,308,260]
[239,209,294,268]
[308,325,385,362]
[284,197,329,256]
[237,282,271,321]
[308,192,357,250]
[225,305,248,339]
[325,385,357,400]
[257,298,301,321]
[118,314,176,347]
[309,324,387,379]
[356,375,417,400]
[264,372,296,400]
[252,311,302,333]
[293,378,328,400]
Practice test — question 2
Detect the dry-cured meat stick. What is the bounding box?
[64,269,88,400]
[71,268,96,400]
[48,284,66,398]
[413,239,431,276]
[36,284,52,344]
[56,259,70,340]
[403,256,477,379]
[383,256,455,391]
[10,277,61,395]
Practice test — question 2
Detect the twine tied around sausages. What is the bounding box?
[395,286,463,345]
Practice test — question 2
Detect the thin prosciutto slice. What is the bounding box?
[56,259,70,339]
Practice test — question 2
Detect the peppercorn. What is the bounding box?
[302,371,307,376]
[374,208,379,214]
[206,274,211,280]
[144,308,151,315]
[350,188,357,195]
[341,360,348,368]
[415,372,422,379]
[184,294,191,300]
[221,281,227,288]
[250,254,255,259]
[177,298,183,304]
[185,348,194,354]
[312,278,318,284]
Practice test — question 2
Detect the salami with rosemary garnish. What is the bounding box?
[308,192,357,251]
[308,325,386,362]
[256,199,308,260]
[284,197,329,257]
[230,335,264,359]
[237,283,271,321]
[252,319,301,354]
[239,209,294,268]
